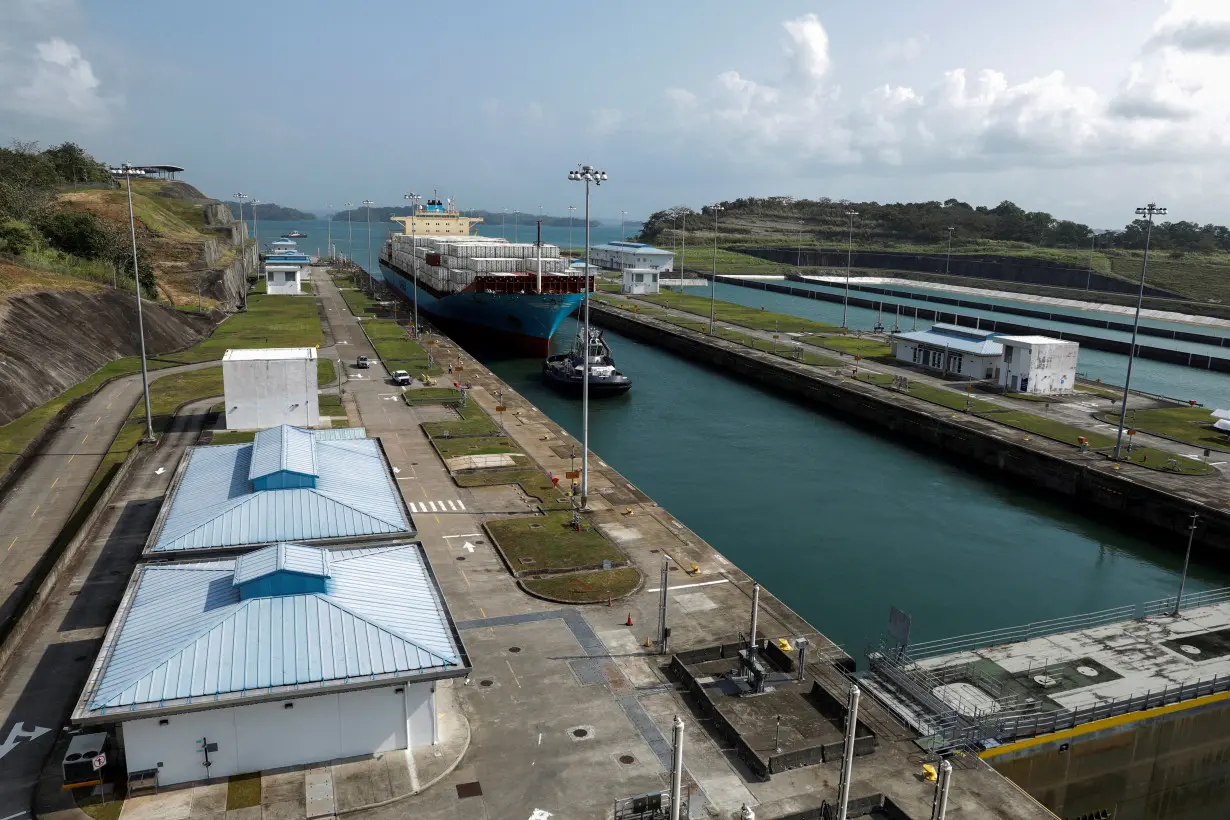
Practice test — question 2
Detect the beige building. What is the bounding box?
[390,199,482,237]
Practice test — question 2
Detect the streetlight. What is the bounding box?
[1113,202,1166,461]
[797,221,804,268]
[514,209,520,243]
[234,192,251,301]
[1173,512,1200,616]
[251,198,260,253]
[111,163,154,442]
[567,163,608,509]
[843,209,858,329]
[568,205,577,257]
[709,204,724,335]
[944,226,956,275]
[363,200,375,294]
[404,192,422,336]
[501,207,508,239]
[1087,233,1096,291]
[345,202,354,269]
[620,209,627,241]
[326,203,333,260]
[680,211,687,291]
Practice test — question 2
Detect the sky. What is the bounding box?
[2,0,1229,227]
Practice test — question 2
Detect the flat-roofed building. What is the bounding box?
[890,323,1003,380]
[997,335,1079,395]
[589,240,674,273]
[222,347,319,430]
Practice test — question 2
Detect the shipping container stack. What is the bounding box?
[389,235,572,295]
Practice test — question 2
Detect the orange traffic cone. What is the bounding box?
[625,613,634,627]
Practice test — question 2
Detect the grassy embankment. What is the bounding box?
[1097,406,1230,452]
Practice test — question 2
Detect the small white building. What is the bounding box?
[998,336,1079,395]
[891,323,1003,380]
[589,240,674,273]
[264,251,311,295]
[222,348,319,430]
[621,267,661,295]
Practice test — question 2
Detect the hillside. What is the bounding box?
[640,198,1230,305]
[227,202,316,221]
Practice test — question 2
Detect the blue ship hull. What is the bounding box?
[378,261,583,355]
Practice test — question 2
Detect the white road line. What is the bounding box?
[447,500,457,510]
[443,533,482,539]
[456,499,466,510]
[409,503,420,513]
[644,579,731,594]
[428,501,438,512]
[1,811,29,820]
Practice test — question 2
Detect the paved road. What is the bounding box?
[0,362,218,636]
[0,397,216,820]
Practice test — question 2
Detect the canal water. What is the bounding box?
[477,316,1230,656]
[700,280,1230,409]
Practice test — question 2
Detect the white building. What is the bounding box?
[589,240,674,273]
[891,323,1003,380]
[264,251,311,295]
[72,542,469,787]
[222,348,319,430]
[621,267,661,295]
[998,336,1079,395]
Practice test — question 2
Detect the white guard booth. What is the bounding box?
[621,267,661,295]
[223,347,319,430]
[997,336,1079,395]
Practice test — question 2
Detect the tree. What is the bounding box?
[41,142,111,185]
[39,210,116,259]
[0,219,41,256]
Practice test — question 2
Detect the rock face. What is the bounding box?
[0,290,209,424]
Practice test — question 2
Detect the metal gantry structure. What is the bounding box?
[404,192,422,336]
[111,163,155,442]
[1112,202,1166,461]
[567,163,608,508]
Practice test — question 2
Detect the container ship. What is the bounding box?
[378,200,588,355]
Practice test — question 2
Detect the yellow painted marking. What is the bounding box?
[506,659,522,688]
[50,477,59,489]
[459,569,471,588]
[67,455,75,464]
[31,505,40,518]
[7,537,16,552]
[94,416,101,425]
[81,434,88,444]
[479,607,487,618]
[979,690,1230,759]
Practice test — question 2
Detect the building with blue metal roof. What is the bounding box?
[264,240,310,294]
[589,240,674,273]
[890,323,1005,380]
[146,425,413,555]
[73,542,468,786]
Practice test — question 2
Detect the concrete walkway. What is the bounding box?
[0,361,221,637]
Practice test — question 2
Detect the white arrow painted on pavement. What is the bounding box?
[462,541,476,553]
[392,467,401,474]
[0,723,52,762]
[337,340,350,345]
[154,467,165,475]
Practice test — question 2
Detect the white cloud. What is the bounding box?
[0,1,117,125]
[879,34,928,63]
[651,5,1230,176]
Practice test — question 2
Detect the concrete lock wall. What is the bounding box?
[121,682,434,787]
[986,697,1230,820]
[223,356,319,430]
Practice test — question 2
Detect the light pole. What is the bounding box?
[620,209,627,241]
[514,209,520,243]
[680,212,687,290]
[362,200,375,294]
[843,209,858,329]
[251,199,260,254]
[567,163,608,508]
[234,192,250,296]
[1174,512,1200,616]
[1087,233,1096,291]
[326,204,333,260]
[111,163,154,442]
[944,226,956,275]
[501,207,507,239]
[709,204,724,334]
[797,221,804,268]
[404,192,422,336]
[345,202,354,269]
[568,205,577,257]
[1113,203,1166,461]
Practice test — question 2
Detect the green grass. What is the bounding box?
[165,294,323,363]
[423,401,499,438]
[250,278,267,294]
[0,357,178,476]
[433,435,519,460]
[1101,406,1230,451]
[364,320,443,376]
[318,393,344,415]
[486,511,624,572]
[1075,382,1122,400]
[454,468,573,511]
[210,430,256,444]
[803,334,893,358]
[341,287,379,317]
[674,246,791,276]
[635,290,836,334]
[226,772,262,810]
[331,418,350,427]
[317,357,336,385]
[523,567,641,603]
[73,788,124,820]
[404,387,465,405]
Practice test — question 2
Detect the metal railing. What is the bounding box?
[905,585,1230,661]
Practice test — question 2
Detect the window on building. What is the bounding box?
[912,346,921,363]
[634,273,644,283]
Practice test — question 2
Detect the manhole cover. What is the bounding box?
[1033,674,1057,687]
[479,679,494,688]
[509,646,522,653]
[455,781,483,799]
[456,556,466,561]
[619,755,635,765]
[1077,666,1099,677]
[649,549,659,554]
[475,540,486,545]
[529,523,543,530]
[1180,644,1202,655]
[572,728,589,738]
[520,557,536,565]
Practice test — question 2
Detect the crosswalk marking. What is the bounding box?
[408,500,467,514]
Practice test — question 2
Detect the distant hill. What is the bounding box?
[329,205,600,228]
[228,202,316,221]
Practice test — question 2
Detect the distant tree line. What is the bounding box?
[0,140,155,296]
[329,205,601,229]
[226,202,316,221]
[641,196,1230,256]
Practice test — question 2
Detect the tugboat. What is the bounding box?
[282,230,307,238]
[543,327,632,397]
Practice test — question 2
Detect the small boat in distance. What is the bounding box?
[282,230,307,238]
[543,327,632,397]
